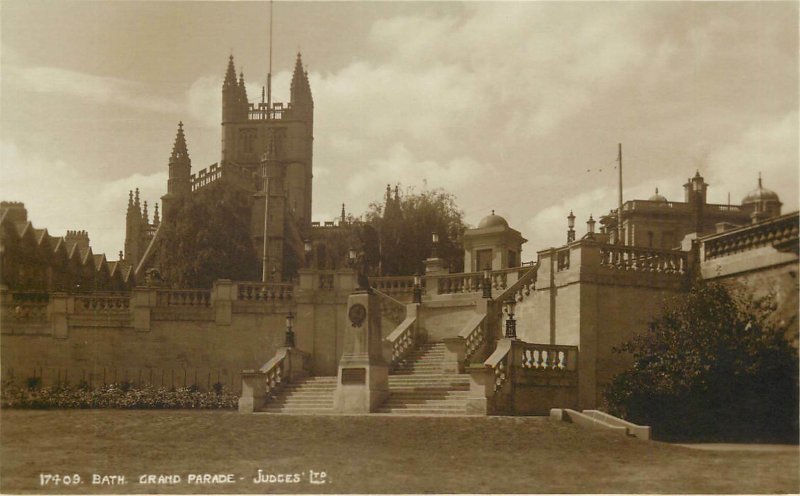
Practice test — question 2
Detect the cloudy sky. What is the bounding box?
[1,1,797,259]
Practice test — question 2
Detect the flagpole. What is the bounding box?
[617,143,623,245]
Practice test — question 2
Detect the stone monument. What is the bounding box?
[333,269,389,413]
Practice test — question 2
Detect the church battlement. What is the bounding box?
[247,101,292,121]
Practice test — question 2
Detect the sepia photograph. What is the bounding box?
[0,0,798,494]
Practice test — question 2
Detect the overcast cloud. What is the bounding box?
[1,1,797,258]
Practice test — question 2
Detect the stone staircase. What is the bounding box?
[262,342,470,415]
[261,376,336,414]
[377,342,470,415]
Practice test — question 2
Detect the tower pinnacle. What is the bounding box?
[171,122,189,162]
[224,55,237,88]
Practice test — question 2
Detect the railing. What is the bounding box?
[460,314,487,364]
[74,295,131,313]
[493,263,538,306]
[236,282,293,302]
[248,102,289,121]
[259,353,287,398]
[156,289,212,307]
[371,276,416,297]
[384,317,417,370]
[486,340,512,393]
[599,245,687,274]
[485,340,578,394]
[519,344,577,371]
[434,267,523,295]
[703,212,799,260]
[3,301,49,322]
[435,272,482,294]
[373,288,406,326]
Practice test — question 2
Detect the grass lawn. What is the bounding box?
[1,410,798,494]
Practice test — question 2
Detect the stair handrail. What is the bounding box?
[383,314,417,370]
[258,349,289,398]
[458,313,487,365]
[484,338,513,394]
[492,263,538,308]
[373,287,407,326]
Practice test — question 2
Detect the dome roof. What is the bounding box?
[648,187,667,203]
[478,210,509,229]
[742,176,780,205]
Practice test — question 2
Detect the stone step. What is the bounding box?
[266,398,333,405]
[262,407,335,414]
[282,385,335,391]
[281,389,336,396]
[387,399,468,405]
[377,407,465,414]
[387,392,467,399]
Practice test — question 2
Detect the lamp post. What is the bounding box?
[587,214,596,238]
[504,299,517,339]
[431,232,439,258]
[284,311,295,348]
[482,264,492,299]
[567,210,576,242]
[347,247,357,268]
[413,273,422,304]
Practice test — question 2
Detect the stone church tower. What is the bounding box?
[125,51,314,280]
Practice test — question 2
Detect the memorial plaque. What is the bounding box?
[341,368,366,385]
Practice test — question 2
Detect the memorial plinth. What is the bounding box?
[333,290,388,413]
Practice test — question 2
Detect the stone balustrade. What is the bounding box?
[599,245,687,274]
[382,305,418,371]
[461,314,487,364]
[702,212,799,261]
[235,282,293,302]
[239,346,310,413]
[468,339,578,415]
[371,276,416,297]
[155,289,212,307]
[74,295,131,313]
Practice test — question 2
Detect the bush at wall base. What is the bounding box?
[0,381,238,409]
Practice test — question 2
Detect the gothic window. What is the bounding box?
[239,129,257,154]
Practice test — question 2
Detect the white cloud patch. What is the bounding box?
[4,65,183,115]
[0,140,166,257]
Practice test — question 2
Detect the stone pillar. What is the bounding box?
[49,292,71,339]
[132,287,155,332]
[333,291,389,413]
[466,365,494,415]
[238,370,267,413]
[335,269,356,294]
[213,279,234,325]
[297,268,315,291]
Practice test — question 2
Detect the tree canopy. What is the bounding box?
[157,184,259,288]
[604,282,798,442]
[365,186,466,276]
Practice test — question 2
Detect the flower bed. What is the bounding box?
[1,381,237,409]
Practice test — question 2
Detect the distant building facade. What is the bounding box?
[598,171,782,249]
[0,202,133,293]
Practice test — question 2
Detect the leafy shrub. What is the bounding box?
[604,282,798,442]
[0,381,237,410]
